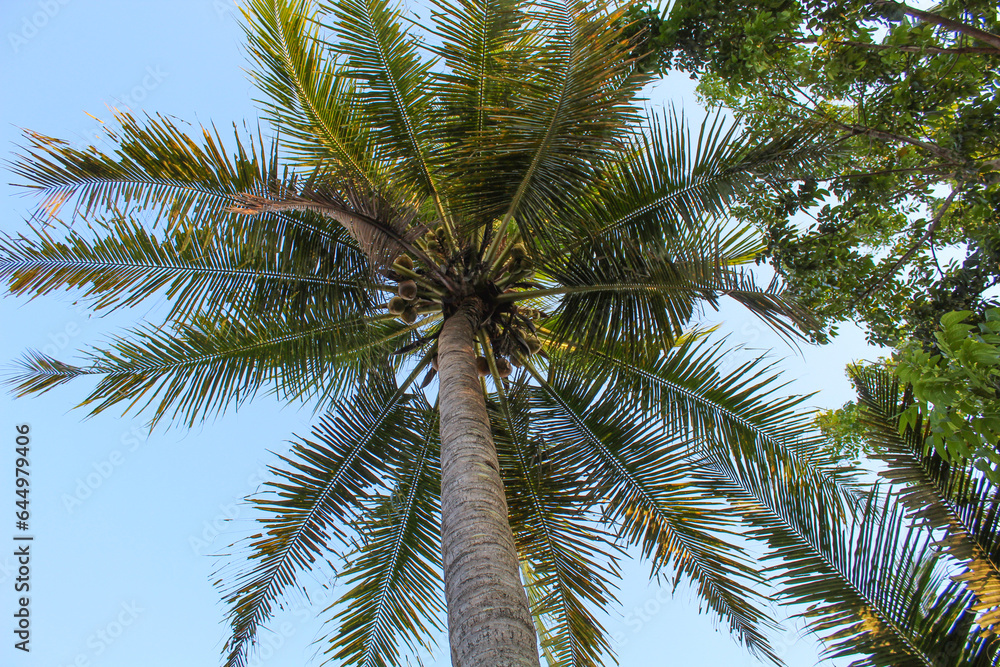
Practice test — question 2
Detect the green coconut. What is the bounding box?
[401,307,418,324]
[387,296,407,314]
[475,356,490,377]
[398,280,418,300]
[393,254,413,271]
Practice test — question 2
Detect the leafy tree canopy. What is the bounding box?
[637,0,1000,346]
[897,308,1000,480]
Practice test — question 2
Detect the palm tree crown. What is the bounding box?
[5,0,966,666]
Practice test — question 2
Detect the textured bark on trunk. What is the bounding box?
[437,299,540,667]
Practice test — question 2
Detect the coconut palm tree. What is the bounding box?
[0,0,881,665]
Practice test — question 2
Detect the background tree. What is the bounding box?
[634,0,1000,347]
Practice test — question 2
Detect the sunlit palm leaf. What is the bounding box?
[321,0,444,217]
[852,366,1000,635]
[242,0,383,186]
[486,0,649,244]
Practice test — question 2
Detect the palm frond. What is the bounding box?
[852,366,1000,635]
[563,336,834,468]
[11,113,304,233]
[4,312,419,426]
[320,0,444,217]
[217,370,426,667]
[702,442,999,667]
[566,110,831,250]
[533,234,819,355]
[525,359,784,664]
[482,0,649,242]
[324,398,444,667]
[224,178,429,274]
[489,373,620,667]
[241,0,383,185]
[0,215,374,322]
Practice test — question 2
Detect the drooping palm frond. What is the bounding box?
[524,359,785,665]
[0,214,374,322]
[531,232,819,355]
[852,366,1000,635]
[488,373,621,667]
[701,428,1000,667]
[217,370,427,667]
[224,177,431,274]
[4,311,420,427]
[324,397,444,667]
[562,336,831,467]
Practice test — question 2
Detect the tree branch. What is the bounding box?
[875,1,1000,53]
[854,188,959,305]
[777,36,1000,56]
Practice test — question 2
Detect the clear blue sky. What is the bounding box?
[0,2,883,666]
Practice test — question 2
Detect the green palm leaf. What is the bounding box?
[525,359,784,664]
[531,232,818,354]
[701,442,996,667]
[241,0,383,186]
[566,336,833,469]
[217,370,426,667]
[852,366,1000,635]
[11,113,305,234]
[486,0,649,245]
[325,397,444,667]
[0,214,374,322]
[567,110,831,250]
[4,312,419,426]
[426,0,534,227]
[489,374,620,667]
[321,0,444,218]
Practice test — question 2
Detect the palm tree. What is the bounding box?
[810,365,1000,666]
[0,0,892,665]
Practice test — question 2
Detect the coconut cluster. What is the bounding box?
[383,230,545,380]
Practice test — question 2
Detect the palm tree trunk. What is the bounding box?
[437,298,540,667]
